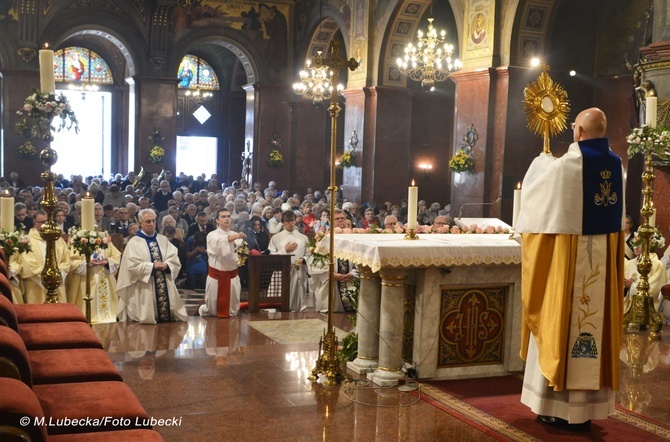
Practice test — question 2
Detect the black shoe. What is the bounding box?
[538,415,591,432]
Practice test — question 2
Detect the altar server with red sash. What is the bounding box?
[117,209,188,324]
[199,209,245,318]
[516,108,625,429]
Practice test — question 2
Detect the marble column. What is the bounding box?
[368,269,407,386]
[347,265,380,374]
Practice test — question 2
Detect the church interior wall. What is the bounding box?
[0,0,659,224]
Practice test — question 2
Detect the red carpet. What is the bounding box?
[419,375,670,441]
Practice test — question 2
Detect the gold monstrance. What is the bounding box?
[522,66,570,154]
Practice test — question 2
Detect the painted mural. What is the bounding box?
[172,1,289,69]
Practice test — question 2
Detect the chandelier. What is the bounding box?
[397,17,461,92]
[293,51,343,105]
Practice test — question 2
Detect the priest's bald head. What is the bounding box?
[573,107,607,142]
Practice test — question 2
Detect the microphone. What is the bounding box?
[458,197,502,219]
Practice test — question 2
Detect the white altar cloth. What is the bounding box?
[315,233,521,273]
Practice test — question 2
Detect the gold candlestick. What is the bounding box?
[39,141,62,304]
[83,250,92,325]
[623,152,664,332]
[297,38,358,386]
[404,228,418,240]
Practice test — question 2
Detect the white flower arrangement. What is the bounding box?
[627,125,670,159]
[0,228,32,257]
[67,226,111,256]
[632,227,666,250]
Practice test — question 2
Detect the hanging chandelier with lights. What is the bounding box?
[396,17,461,92]
[293,51,344,105]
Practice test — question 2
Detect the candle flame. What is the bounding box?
[516,182,521,190]
[411,179,415,186]
[85,191,91,198]
[44,43,49,49]
[3,190,9,196]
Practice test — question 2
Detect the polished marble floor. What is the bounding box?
[92,311,670,441]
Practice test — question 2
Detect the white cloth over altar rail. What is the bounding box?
[315,233,521,273]
[316,233,523,385]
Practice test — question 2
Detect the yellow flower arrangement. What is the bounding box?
[449,148,475,173]
[338,149,355,168]
[149,145,165,163]
[268,149,283,167]
[18,141,38,159]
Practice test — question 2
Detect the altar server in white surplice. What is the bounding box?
[309,208,358,313]
[117,209,187,324]
[516,108,625,429]
[269,210,309,311]
[67,243,122,324]
[199,209,245,318]
[10,210,70,304]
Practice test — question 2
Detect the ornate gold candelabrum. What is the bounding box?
[623,152,664,332]
[296,38,358,386]
[83,250,92,324]
[39,138,62,304]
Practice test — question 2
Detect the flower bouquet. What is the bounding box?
[15,89,79,140]
[449,148,475,173]
[17,141,37,159]
[338,149,355,169]
[307,231,330,269]
[0,228,32,258]
[68,226,111,256]
[149,146,165,163]
[267,149,283,167]
[631,227,666,251]
[627,125,670,159]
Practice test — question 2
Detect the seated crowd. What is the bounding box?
[1,170,454,324]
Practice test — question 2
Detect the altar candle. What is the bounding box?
[512,182,521,229]
[81,193,95,230]
[0,191,14,232]
[646,96,657,128]
[408,180,418,230]
[39,45,55,93]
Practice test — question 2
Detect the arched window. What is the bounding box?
[54,47,114,87]
[177,54,219,92]
[50,47,114,177]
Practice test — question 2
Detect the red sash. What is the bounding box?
[208,266,238,318]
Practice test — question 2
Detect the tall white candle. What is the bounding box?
[650,208,657,227]
[81,195,95,230]
[39,46,55,93]
[0,192,14,232]
[646,96,657,128]
[512,182,521,229]
[408,180,418,230]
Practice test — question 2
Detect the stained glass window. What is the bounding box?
[177,54,219,90]
[53,47,113,84]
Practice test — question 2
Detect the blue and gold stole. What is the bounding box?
[136,231,172,322]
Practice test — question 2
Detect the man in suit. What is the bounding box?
[110,207,131,237]
[14,202,33,233]
[186,211,215,238]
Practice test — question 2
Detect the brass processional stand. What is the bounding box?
[623,150,664,332]
[39,139,63,304]
[294,39,358,385]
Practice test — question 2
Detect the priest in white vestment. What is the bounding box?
[516,108,625,428]
[623,233,667,313]
[117,209,187,324]
[269,210,309,311]
[67,243,122,323]
[10,211,70,303]
[199,208,245,318]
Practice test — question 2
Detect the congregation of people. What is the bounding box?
[1,170,454,325]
